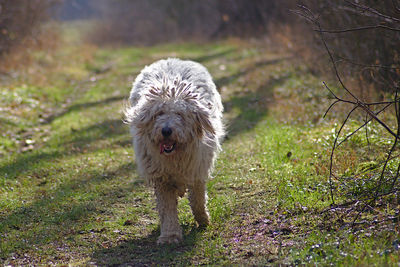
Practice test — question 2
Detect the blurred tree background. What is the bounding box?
[1,0,398,94]
[0,0,55,57]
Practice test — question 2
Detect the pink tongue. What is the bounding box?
[160,143,164,154]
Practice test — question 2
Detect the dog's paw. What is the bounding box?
[194,213,210,228]
[157,233,183,245]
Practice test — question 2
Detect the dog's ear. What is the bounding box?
[194,109,215,136]
[135,110,152,127]
[132,101,160,129]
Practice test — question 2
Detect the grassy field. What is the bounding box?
[1,26,399,265]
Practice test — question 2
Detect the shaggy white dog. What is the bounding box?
[125,58,224,244]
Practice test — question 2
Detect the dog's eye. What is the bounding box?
[175,112,184,119]
[156,111,164,117]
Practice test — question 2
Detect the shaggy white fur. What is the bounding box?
[125,58,224,244]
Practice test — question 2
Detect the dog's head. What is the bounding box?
[127,79,215,156]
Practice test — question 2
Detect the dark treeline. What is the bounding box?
[300,0,400,95]
[54,0,400,93]
[0,0,55,57]
[0,0,398,92]
[88,0,293,44]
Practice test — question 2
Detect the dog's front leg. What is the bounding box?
[188,179,210,227]
[154,181,182,245]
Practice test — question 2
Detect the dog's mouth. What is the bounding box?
[160,141,176,154]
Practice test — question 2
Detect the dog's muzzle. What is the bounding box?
[160,126,176,154]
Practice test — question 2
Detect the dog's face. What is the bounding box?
[132,91,215,156]
[152,107,187,156]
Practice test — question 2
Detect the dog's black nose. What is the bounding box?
[162,126,172,137]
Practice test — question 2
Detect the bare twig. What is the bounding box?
[336,55,400,71]
[322,79,398,138]
[323,99,340,118]
[365,112,371,148]
[345,0,400,23]
[328,105,360,205]
[316,25,400,33]
[322,187,400,214]
[373,90,400,201]
[306,6,398,139]
[295,2,400,226]
[393,0,400,13]
[296,4,400,211]
[390,89,400,189]
[352,91,400,225]
[337,102,393,147]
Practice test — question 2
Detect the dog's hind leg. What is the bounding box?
[188,179,210,227]
[154,181,183,245]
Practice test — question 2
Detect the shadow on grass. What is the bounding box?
[0,118,130,180]
[222,62,292,139]
[0,163,140,259]
[92,225,205,266]
[215,57,290,88]
[64,118,129,147]
[0,150,63,180]
[42,95,126,124]
[192,48,236,63]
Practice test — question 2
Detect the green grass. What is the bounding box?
[1,25,399,265]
